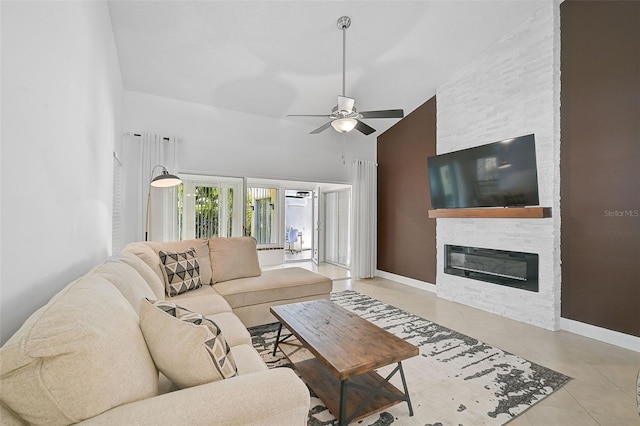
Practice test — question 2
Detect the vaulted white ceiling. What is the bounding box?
[108,1,546,136]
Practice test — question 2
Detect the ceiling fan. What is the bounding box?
[288,16,404,136]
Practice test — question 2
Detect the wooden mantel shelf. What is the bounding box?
[428,207,552,219]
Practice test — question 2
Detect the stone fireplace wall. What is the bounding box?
[435,3,561,330]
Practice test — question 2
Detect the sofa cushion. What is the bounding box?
[92,258,156,315]
[145,239,213,285]
[0,403,24,426]
[213,267,332,309]
[0,277,158,426]
[139,300,238,389]
[209,237,261,283]
[205,311,252,347]
[158,247,202,296]
[118,250,166,299]
[229,344,268,376]
[170,284,232,316]
[121,242,168,289]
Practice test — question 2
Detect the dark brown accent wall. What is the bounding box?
[377,96,437,283]
[560,1,640,337]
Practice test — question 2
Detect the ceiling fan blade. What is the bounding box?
[359,109,404,119]
[310,122,333,134]
[337,96,355,113]
[354,120,376,135]
[287,114,332,118]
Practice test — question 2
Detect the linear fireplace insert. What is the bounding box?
[444,245,539,292]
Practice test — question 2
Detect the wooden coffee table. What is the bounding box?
[270,299,418,425]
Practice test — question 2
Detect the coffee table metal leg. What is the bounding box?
[398,361,413,416]
[272,323,283,356]
[272,323,296,356]
[336,362,414,424]
[351,362,414,419]
[339,379,347,426]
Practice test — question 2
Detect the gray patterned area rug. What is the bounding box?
[249,290,571,425]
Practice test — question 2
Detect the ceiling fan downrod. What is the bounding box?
[337,16,351,97]
[287,15,403,136]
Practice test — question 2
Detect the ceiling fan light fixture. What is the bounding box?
[331,118,357,133]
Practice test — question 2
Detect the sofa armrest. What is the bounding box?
[78,368,309,426]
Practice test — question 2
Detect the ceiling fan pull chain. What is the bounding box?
[341,135,346,165]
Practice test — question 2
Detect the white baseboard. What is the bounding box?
[560,317,640,353]
[375,270,437,293]
[376,269,640,352]
[374,270,638,352]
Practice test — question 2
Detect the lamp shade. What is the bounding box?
[150,170,182,188]
[331,118,357,133]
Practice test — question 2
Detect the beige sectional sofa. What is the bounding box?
[0,237,332,425]
[122,237,332,327]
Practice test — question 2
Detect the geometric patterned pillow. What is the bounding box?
[158,247,202,296]
[139,299,238,389]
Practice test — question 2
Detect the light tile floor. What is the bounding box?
[283,248,313,262]
[272,261,640,426]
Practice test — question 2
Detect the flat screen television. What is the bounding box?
[427,134,540,209]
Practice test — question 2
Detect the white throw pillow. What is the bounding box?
[139,299,238,389]
[209,237,261,283]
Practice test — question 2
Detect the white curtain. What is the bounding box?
[136,133,179,242]
[350,160,377,279]
[324,190,351,267]
[112,151,123,254]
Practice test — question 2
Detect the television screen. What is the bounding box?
[427,134,540,209]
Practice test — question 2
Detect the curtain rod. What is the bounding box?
[125,132,173,142]
[352,160,378,166]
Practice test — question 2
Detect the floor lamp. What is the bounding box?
[146,165,182,241]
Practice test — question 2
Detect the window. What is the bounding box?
[177,177,282,247]
[246,187,279,246]
[178,175,244,239]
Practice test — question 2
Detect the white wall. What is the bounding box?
[121,91,375,246]
[435,3,561,330]
[0,1,122,344]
